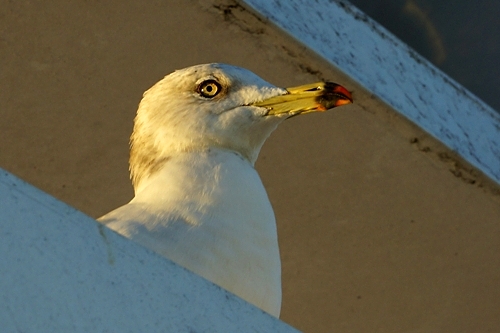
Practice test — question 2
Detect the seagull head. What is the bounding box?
[130,63,352,188]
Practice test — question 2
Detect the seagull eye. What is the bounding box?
[197,80,222,98]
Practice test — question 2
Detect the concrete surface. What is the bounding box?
[1,0,499,332]
[245,0,500,184]
[0,169,298,332]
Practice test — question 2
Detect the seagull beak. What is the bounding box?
[252,82,353,116]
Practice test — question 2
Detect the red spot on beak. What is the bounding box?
[333,85,353,107]
[316,104,328,111]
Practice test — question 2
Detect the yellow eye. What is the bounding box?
[198,80,222,98]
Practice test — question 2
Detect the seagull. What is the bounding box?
[98,63,352,317]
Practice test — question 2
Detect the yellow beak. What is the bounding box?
[252,82,353,116]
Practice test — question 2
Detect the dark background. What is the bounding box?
[349,0,500,113]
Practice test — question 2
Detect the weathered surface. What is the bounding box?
[243,0,500,184]
[0,170,297,332]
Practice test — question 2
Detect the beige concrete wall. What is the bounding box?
[2,1,499,332]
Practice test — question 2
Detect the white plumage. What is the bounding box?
[99,63,352,317]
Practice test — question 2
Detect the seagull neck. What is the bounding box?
[132,148,255,198]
